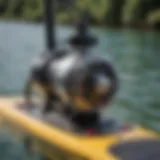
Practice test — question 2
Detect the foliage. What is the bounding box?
[122,0,160,26]
[122,0,142,25]
[0,0,159,29]
[22,0,43,21]
[106,0,124,26]
[147,9,160,26]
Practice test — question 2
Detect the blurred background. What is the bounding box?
[0,0,159,159]
[0,0,160,28]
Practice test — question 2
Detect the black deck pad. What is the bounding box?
[110,139,160,160]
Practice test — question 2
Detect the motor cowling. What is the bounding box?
[48,48,118,112]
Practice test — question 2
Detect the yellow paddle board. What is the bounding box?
[0,97,159,160]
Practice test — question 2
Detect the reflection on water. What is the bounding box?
[0,22,159,132]
[0,131,40,160]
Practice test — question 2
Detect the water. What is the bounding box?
[0,21,160,158]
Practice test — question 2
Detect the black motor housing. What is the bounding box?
[29,47,118,112]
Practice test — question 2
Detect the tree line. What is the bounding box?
[0,0,159,29]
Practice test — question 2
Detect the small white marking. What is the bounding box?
[50,53,78,79]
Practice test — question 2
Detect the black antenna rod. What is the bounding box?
[44,0,56,51]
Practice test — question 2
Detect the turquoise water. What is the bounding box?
[0,21,160,158]
[0,132,41,160]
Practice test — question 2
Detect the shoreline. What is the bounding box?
[0,18,159,32]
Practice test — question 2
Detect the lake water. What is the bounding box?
[0,21,160,159]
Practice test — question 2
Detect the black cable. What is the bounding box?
[44,0,56,51]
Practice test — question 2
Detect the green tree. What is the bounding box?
[105,0,124,26]
[76,0,109,24]
[0,0,159,29]
[4,0,24,18]
[122,0,160,27]
[0,0,9,17]
[147,9,160,28]
[22,0,43,21]
[122,0,143,26]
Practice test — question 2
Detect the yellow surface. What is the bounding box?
[0,97,159,160]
